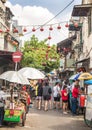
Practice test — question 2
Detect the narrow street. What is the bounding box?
[0,105,91,130]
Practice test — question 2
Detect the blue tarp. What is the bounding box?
[69,73,80,80]
[84,80,92,85]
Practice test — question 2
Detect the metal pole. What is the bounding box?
[15,62,18,71]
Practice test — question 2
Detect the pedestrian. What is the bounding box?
[78,87,86,114]
[20,85,31,113]
[36,80,43,110]
[0,97,5,127]
[53,82,61,109]
[0,87,6,127]
[42,82,52,111]
[71,84,80,115]
[61,85,68,114]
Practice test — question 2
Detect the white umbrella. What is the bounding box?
[0,71,30,85]
[18,67,45,79]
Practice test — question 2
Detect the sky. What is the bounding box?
[6,0,82,46]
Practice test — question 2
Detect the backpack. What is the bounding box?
[48,87,52,94]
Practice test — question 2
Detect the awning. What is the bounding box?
[57,35,76,48]
[72,4,92,17]
[75,58,90,64]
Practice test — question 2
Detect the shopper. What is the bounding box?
[71,84,79,115]
[53,82,61,109]
[36,80,43,110]
[42,82,52,111]
[61,85,68,114]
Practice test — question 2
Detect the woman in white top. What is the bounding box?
[53,82,61,109]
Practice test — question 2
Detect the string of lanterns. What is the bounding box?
[0,20,79,40]
[13,21,79,41]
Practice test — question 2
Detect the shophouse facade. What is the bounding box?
[0,0,21,73]
[72,0,92,72]
[57,0,92,79]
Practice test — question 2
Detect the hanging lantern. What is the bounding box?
[32,48,34,50]
[63,47,67,52]
[42,48,45,50]
[46,50,49,53]
[58,47,60,51]
[48,36,51,40]
[57,24,61,30]
[48,45,51,48]
[46,53,48,60]
[32,27,36,32]
[74,22,78,27]
[49,25,53,31]
[0,29,3,33]
[13,28,18,33]
[65,23,69,28]
[23,28,27,32]
[40,27,44,31]
[42,62,46,66]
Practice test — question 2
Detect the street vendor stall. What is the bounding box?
[84,83,92,127]
[0,70,30,126]
[4,100,26,126]
[78,72,92,128]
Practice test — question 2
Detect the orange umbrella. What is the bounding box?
[78,72,92,80]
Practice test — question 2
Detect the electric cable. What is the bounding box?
[24,0,75,36]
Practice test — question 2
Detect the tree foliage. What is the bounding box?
[20,35,60,73]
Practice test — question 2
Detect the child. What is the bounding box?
[79,87,86,114]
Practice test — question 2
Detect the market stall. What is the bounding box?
[0,70,30,126]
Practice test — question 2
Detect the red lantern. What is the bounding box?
[48,45,50,48]
[57,24,61,30]
[48,36,51,40]
[49,25,53,31]
[65,23,69,28]
[58,47,60,51]
[46,53,48,60]
[42,63,46,66]
[40,27,44,31]
[74,22,78,27]
[0,29,3,33]
[13,28,18,33]
[32,27,36,32]
[23,28,27,32]
[63,48,67,52]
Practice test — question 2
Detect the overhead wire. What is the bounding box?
[24,0,75,36]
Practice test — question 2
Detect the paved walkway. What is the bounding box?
[25,106,91,130]
[0,105,91,130]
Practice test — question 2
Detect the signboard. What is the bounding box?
[12,51,22,63]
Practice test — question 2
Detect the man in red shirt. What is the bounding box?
[71,84,79,115]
